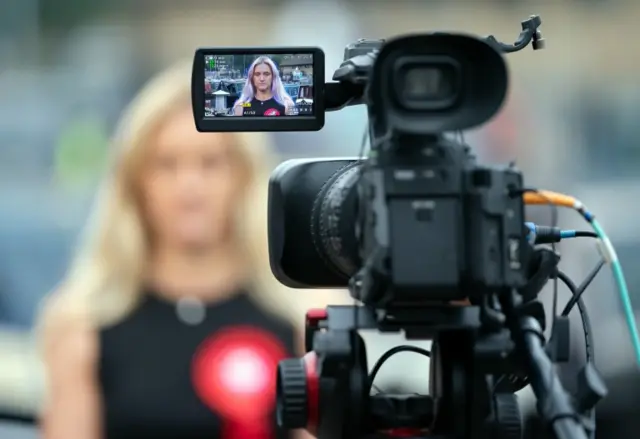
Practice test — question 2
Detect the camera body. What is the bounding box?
[266,33,529,308]
[268,153,530,304]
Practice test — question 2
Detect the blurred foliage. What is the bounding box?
[39,0,109,30]
[53,115,109,190]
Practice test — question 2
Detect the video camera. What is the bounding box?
[192,15,618,439]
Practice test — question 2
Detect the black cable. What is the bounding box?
[554,270,596,439]
[554,271,595,363]
[527,225,597,244]
[368,345,431,393]
[520,188,560,339]
[561,259,605,317]
[573,231,598,239]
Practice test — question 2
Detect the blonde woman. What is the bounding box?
[232,56,295,117]
[38,63,342,439]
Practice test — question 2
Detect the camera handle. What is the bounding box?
[484,15,545,53]
[322,14,545,113]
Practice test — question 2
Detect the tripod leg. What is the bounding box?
[430,332,472,438]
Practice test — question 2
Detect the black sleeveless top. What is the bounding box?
[243,97,286,117]
[99,290,297,439]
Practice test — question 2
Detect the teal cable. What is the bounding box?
[591,219,640,368]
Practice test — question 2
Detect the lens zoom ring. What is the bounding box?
[277,359,308,429]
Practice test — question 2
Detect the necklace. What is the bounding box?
[176,297,206,325]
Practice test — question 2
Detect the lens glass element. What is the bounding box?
[400,65,458,103]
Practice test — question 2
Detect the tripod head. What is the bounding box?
[277,248,607,439]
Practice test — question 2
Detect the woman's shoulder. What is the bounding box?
[39,292,99,367]
[45,319,98,367]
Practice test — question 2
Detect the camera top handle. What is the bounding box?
[323,15,544,112]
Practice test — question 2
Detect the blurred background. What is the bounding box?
[1,0,639,438]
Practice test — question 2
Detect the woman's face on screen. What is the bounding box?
[252,63,273,93]
[139,107,243,250]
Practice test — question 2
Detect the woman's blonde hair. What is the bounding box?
[39,62,307,331]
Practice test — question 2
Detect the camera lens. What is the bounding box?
[394,58,461,111]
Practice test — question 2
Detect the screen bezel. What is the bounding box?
[192,47,325,132]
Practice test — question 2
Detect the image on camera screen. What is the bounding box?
[204,53,314,118]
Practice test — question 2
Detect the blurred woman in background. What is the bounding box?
[38,62,340,439]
